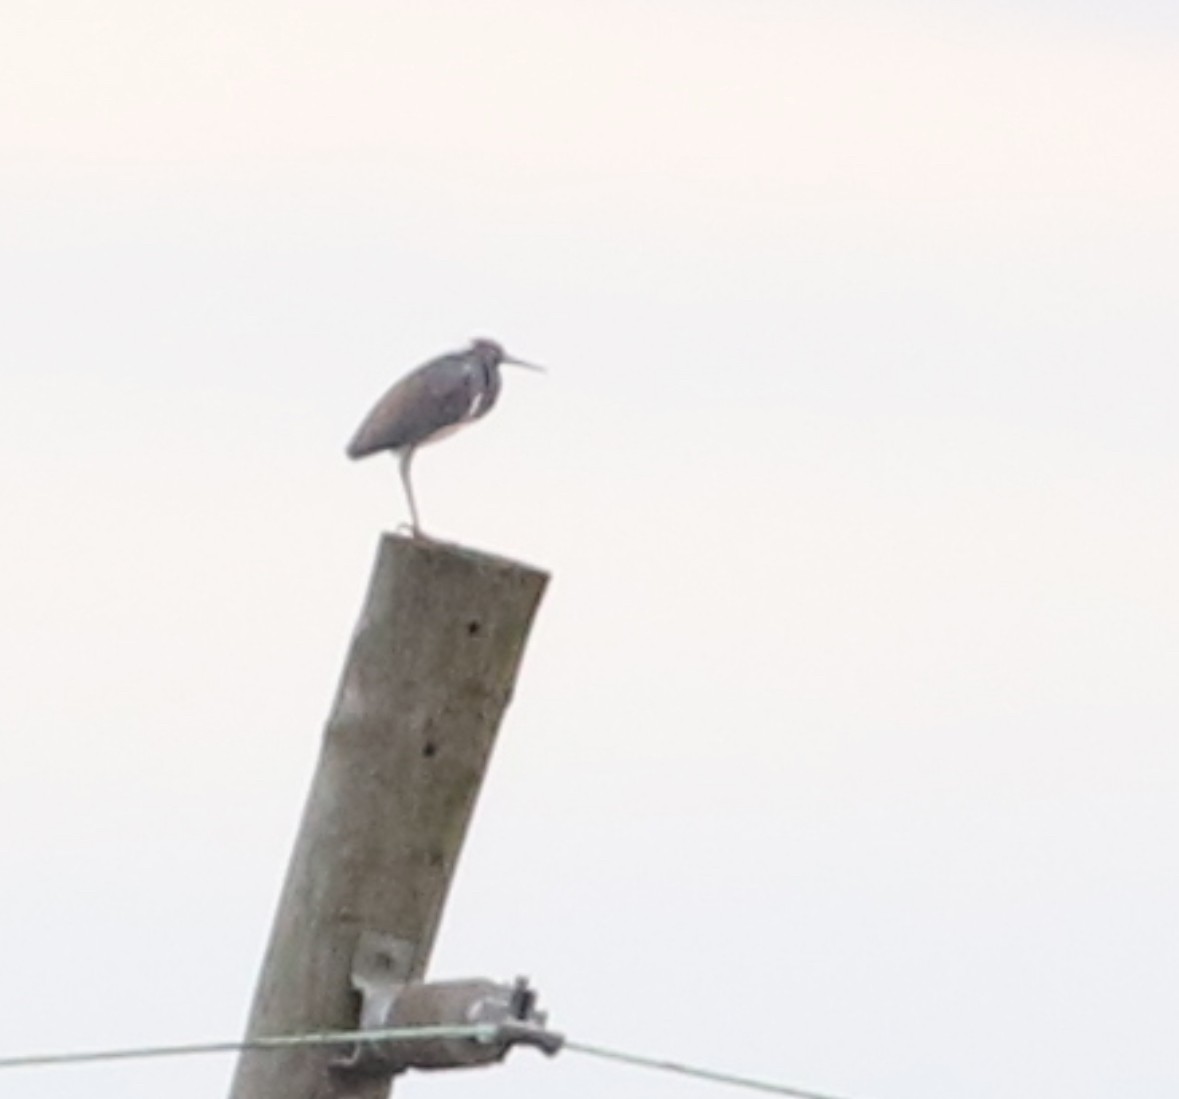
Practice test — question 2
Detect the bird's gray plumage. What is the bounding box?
[346,348,501,459]
[347,338,541,537]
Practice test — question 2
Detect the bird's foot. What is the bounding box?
[396,521,435,543]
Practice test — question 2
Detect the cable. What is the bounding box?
[0,1025,862,1099]
[0,1023,494,1071]
[565,1039,858,1099]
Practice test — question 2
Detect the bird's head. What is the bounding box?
[470,338,544,372]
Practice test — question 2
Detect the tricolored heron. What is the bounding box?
[347,338,543,537]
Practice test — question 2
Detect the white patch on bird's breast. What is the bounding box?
[417,361,491,447]
[464,387,486,420]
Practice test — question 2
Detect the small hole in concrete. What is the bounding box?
[423,741,438,758]
[466,620,481,636]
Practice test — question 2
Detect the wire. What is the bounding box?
[565,1039,858,1099]
[0,1023,494,1071]
[0,1025,862,1099]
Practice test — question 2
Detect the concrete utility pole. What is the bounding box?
[228,534,549,1099]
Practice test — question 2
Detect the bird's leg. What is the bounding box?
[398,447,424,538]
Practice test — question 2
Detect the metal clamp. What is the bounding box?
[334,930,564,1078]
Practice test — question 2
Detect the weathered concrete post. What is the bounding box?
[228,534,548,1099]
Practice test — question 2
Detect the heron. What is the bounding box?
[346,338,544,537]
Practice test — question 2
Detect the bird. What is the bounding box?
[346,338,544,538]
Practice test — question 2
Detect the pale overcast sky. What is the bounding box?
[2,3,1177,1098]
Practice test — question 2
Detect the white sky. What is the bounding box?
[2,3,1178,1098]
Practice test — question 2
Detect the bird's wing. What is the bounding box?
[347,354,478,458]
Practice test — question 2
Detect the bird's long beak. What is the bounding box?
[503,356,546,373]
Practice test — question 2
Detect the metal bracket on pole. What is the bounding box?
[334,930,564,1078]
[351,930,417,1030]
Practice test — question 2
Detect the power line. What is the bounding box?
[566,1038,858,1099]
[0,1023,494,1072]
[0,1025,861,1099]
